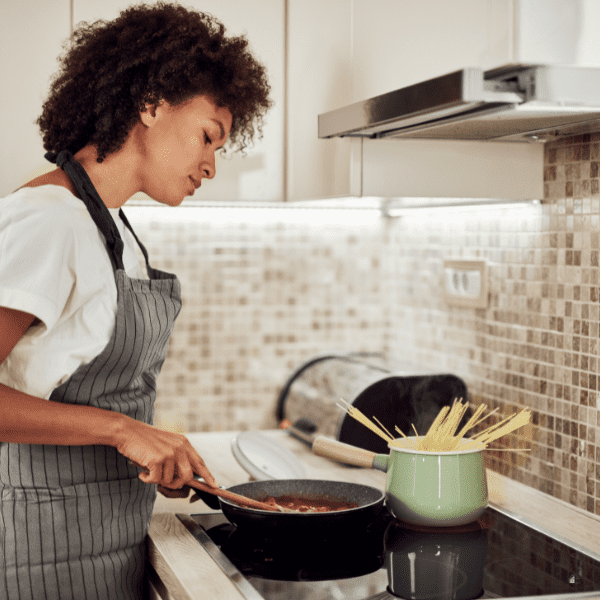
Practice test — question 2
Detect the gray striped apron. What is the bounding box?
[0,150,182,600]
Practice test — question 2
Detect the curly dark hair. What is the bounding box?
[37,2,272,162]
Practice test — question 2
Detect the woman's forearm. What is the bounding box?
[0,382,219,488]
[0,382,125,446]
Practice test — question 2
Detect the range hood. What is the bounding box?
[318,65,600,142]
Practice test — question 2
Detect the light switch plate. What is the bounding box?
[443,260,488,308]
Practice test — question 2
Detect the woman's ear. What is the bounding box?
[139,100,165,127]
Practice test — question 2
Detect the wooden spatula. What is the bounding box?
[185,478,280,512]
[129,459,280,511]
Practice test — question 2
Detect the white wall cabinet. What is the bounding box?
[351,0,514,102]
[516,0,600,68]
[360,138,543,200]
[285,0,360,201]
[0,1,71,197]
[351,0,600,102]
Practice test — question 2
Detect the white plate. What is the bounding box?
[231,431,306,480]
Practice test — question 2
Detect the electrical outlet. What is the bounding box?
[443,260,488,308]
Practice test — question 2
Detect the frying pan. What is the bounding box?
[197,479,386,537]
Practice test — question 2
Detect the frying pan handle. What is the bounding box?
[312,437,389,472]
[188,485,222,510]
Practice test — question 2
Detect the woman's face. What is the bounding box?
[138,94,233,205]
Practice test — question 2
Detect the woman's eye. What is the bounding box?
[204,132,212,145]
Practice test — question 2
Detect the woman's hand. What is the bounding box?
[114,418,219,489]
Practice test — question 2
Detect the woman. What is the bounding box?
[0,3,271,599]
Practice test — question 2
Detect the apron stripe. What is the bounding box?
[0,497,7,599]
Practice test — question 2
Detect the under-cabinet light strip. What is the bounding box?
[124,198,541,226]
[383,198,541,217]
[124,204,382,226]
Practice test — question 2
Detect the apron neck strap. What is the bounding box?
[118,208,151,268]
[47,150,126,271]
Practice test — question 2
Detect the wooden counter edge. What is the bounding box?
[147,512,245,600]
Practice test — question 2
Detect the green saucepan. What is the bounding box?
[312,436,488,527]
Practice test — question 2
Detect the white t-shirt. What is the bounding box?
[0,184,148,399]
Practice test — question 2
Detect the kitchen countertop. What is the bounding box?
[147,430,600,600]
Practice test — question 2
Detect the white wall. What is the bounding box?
[0,1,71,196]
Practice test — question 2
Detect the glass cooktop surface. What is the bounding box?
[177,506,600,600]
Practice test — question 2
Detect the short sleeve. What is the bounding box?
[0,195,77,332]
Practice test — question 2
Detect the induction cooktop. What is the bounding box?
[177,505,600,600]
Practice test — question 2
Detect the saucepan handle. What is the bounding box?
[312,436,389,472]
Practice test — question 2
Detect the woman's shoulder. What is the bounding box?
[1,184,88,230]
[18,168,78,197]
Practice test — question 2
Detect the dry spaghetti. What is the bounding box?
[336,398,530,452]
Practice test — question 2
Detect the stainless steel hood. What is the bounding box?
[318,65,600,142]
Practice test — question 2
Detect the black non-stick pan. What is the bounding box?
[211,479,386,537]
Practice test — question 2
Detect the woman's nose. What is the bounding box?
[202,153,216,179]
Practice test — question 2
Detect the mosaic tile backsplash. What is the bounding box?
[126,130,600,515]
[125,206,391,434]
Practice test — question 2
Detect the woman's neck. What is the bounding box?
[73,144,142,208]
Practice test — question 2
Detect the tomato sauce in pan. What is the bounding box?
[260,495,359,513]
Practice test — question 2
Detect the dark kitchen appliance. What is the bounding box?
[276,354,469,454]
[178,505,600,600]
